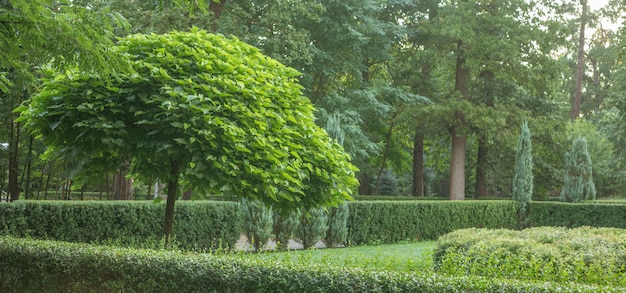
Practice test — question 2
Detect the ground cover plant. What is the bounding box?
[435,226,626,286]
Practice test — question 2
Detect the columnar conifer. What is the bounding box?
[561,137,596,202]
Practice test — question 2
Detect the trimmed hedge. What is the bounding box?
[528,201,626,228]
[435,226,626,286]
[0,200,241,250]
[346,201,518,244]
[0,236,623,293]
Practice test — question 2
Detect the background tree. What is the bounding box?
[560,137,596,202]
[272,209,300,251]
[18,29,358,242]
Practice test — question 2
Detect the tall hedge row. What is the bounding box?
[346,201,519,244]
[0,201,241,250]
[1,236,622,293]
[528,201,626,228]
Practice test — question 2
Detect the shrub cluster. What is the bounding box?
[346,201,518,244]
[435,226,626,286]
[1,236,622,293]
[0,200,241,250]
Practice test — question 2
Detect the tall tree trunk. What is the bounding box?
[113,169,134,200]
[450,41,469,200]
[24,135,33,199]
[44,163,51,200]
[8,119,19,202]
[209,0,227,32]
[182,189,193,200]
[474,136,488,198]
[373,120,397,194]
[164,160,180,245]
[571,0,587,120]
[413,131,425,197]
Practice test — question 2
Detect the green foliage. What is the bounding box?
[324,204,349,248]
[527,201,626,229]
[512,121,533,229]
[18,28,358,213]
[241,198,273,252]
[512,121,533,202]
[435,227,626,286]
[0,0,129,91]
[1,237,623,293]
[296,207,328,249]
[567,119,622,196]
[346,201,519,245]
[561,137,597,202]
[0,200,242,251]
[272,209,301,251]
[376,169,399,196]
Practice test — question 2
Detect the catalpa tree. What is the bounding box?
[18,28,358,241]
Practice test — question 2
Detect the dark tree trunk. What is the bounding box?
[163,160,180,246]
[413,131,425,197]
[373,120,396,194]
[450,40,469,200]
[474,136,488,198]
[182,189,192,200]
[113,169,133,200]
[24,135,33,199]
[209,0,227,32]
[8,120,19,202]
[571,0,587,120]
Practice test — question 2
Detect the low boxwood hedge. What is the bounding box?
[0,236,623,293]
[528,201,626,228]
[435,226,626,286]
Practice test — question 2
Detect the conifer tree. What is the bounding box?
[295,207,328,249]
[512,121,533,202]
[241,198,273,252]
[512,121,533,229]
[272,209,300,251]
[324,203,349,248]
[561,137,596,202]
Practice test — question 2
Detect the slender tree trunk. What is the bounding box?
[24,135,33,199]
[413,131,425,197]
[8,120,19,202]
[450,40,469,200]
[113,169,134,200]
[571,0,587,120]
[474,136,488,198]
[44,163,51,200]
[146,179,154,200]
[373,120,397,194]
[182,189,192,200]
[164,160,180,245]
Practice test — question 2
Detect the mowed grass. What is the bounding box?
[232,241,437,272]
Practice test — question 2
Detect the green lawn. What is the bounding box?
[231,241,437,272]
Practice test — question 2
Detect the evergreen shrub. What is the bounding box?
[0,236,622,293]
[0,200,242,250]
[324,204,349,248]
[435,226,626,286]
[296,207,328,249]
[241,198,273,252]
[273,209,301,251]
[527,201,626,228]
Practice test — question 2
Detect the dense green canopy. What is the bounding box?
[18,28,358,212]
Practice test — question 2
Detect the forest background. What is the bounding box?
[2,0,626,201]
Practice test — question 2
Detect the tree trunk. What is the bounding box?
[113,170,133,200]
[449,40,469,200]
[182,189,193,200]
[24,135,33,199]
[413,131,425,197]
[474,136,488,198]
[209,0,227,32]
[373,120,397,194]
[163,160,180,246]
[8,120,19,202]
[571,0,587,120]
